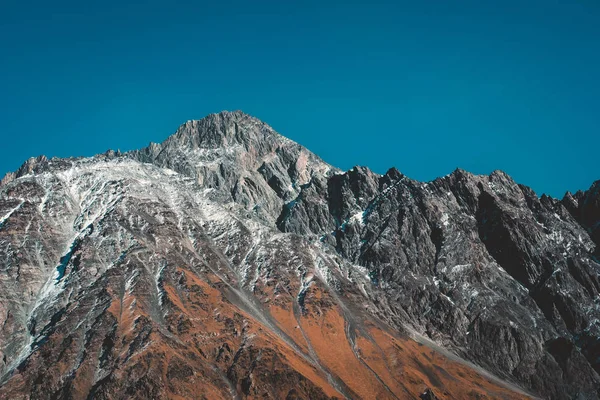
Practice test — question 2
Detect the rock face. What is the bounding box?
[0,110,598,399]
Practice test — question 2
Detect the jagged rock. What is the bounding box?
[0,110,598,399]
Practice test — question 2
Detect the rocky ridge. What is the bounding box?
[0,110,598,399]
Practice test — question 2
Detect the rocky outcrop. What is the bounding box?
[279,163,600,399]
[0,111,598,399]
[563,181,600,255]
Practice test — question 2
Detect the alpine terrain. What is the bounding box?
[0,111,599,400]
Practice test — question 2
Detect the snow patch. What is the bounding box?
[440,213,449,227]
[125,269,140,294]
[350,211,365,227]
[155,263,167,306]
[0,200,25,228]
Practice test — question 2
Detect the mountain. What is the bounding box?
[0,110,598,399]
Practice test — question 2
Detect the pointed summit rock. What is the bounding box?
[131,110,333,223]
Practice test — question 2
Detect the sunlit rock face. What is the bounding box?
[0,110,598,399]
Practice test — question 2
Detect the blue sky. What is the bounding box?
[1,0,598,197]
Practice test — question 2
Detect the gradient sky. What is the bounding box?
[1,0,598,197]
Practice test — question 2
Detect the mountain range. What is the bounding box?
[0,111,599,399]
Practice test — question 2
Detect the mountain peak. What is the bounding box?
[129,111,332,223]
[164,110,278,151]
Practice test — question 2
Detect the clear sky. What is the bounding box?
[1,0,598,197]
